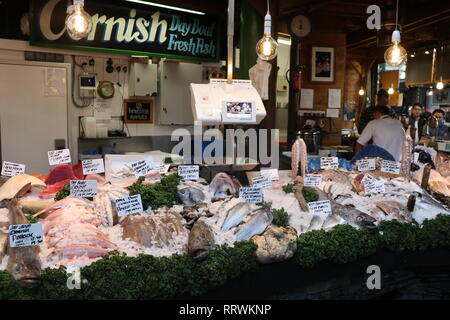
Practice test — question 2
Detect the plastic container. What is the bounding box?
[82,117,97,138]
[96,124,108,138]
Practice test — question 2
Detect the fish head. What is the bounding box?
[177,187,191,202]
[355,214,377,229]
[9,256,41,288]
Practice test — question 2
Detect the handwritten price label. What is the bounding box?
[260,168,279,181]
[252,175,272,190]
[357,159,376,171]
[364,180,385,195]
[307,200,332,215]
[9,223,44,247]
[131,158,155,177]
[48,149,71,166]
[320,157,339,170]
[82,159,105,175]
[1,161,25,177]
[178,165,200,180]
[115,195,144,217]
[304,174,323,187]
[381,160,401,175]
[70,180,97,198]
[239,187,263,203]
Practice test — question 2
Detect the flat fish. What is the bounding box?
[236,209,273,241]
[221,202,252,232]
[6,199,42,288]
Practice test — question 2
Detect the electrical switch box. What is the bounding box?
[129,62,157,97]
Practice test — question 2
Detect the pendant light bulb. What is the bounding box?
[358,88,365,96]
[427,88,433,96]
[436,79,444,90]
[65,0,93,40]
[388,84,395,95]
[256,10,278,61]
[384,30,407,67]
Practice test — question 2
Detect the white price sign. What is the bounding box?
[70,180,97,198]
[239,187,263,203]
[9,223,44,247]
[48,149,71,166]
[131,158,155,177]
[307,200,332,215]
[364,180,385,195]
[82,159,105,175]
[1,161,25,177]
[115,194,144,217]
[156,164,170,175]
[320,157,339,170]
[260,168,279,181]
[252,175,272,190]
[381,160,401,175]
[304,174,323,187]
[361,173,376,184]
[178,165,200,180]
[357,159,376,171]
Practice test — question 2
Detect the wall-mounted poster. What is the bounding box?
[311,47,334,82]
[124,99,154,123]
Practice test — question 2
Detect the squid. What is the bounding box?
[291,138,308,177]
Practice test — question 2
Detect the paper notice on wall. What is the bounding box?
[326,108,339,118]
[328,88,341,109]
[300,89,314,109]
[94,99,112,120]
[44,68,66,97]
[2,161,26,177]
[239,187,263,203]
[9,223,44,247]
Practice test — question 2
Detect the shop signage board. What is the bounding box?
[115,195,144,217]
[381,160,401,175]
[9,223,44,247]
[70,180,97,198]
[48,149,71,166]
[1,161,26,177]
[82,159,105,175]
[357,159,376,171]
[178,165,200,180]
[30,0,220,61]
[320,157,339,169]
[252,175,272,190]
[304,174,322,187]
[240,187,263,203]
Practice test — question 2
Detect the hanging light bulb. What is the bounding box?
[256,2,278,61]
[358,88,365,96]
[427,87,434,96]
[436,77,444,90]
[384,30,407,67]
[65,0,93,40]
[388,83,395,95]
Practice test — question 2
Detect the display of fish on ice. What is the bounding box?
[39,197,116,267]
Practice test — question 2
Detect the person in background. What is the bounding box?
[422,109,449,139]
[358,89,396,134]
[355,105,405,161]
[403,103,426,143]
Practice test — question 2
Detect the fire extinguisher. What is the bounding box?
[286,65,304,91]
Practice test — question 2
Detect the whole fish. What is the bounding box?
[411,191,450,224]
[330,201,377,229]
[177,186,206,207]
[6,199,42,288]
[236,208,273,241]
[221,202,252,232]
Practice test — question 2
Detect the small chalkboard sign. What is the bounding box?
[124,99,153,123]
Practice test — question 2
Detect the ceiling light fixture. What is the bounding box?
[425,50,430,55]
[65,0,93,40]
[436,44,445,90]
[125,0,205,15]
[384,0,407,67]
[358,88,365,96]
[256,0,278,61]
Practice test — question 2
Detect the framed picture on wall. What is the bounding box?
[311,47,334,82]
[124,99,154,123]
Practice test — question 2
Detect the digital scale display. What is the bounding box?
[223,101,254,121]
